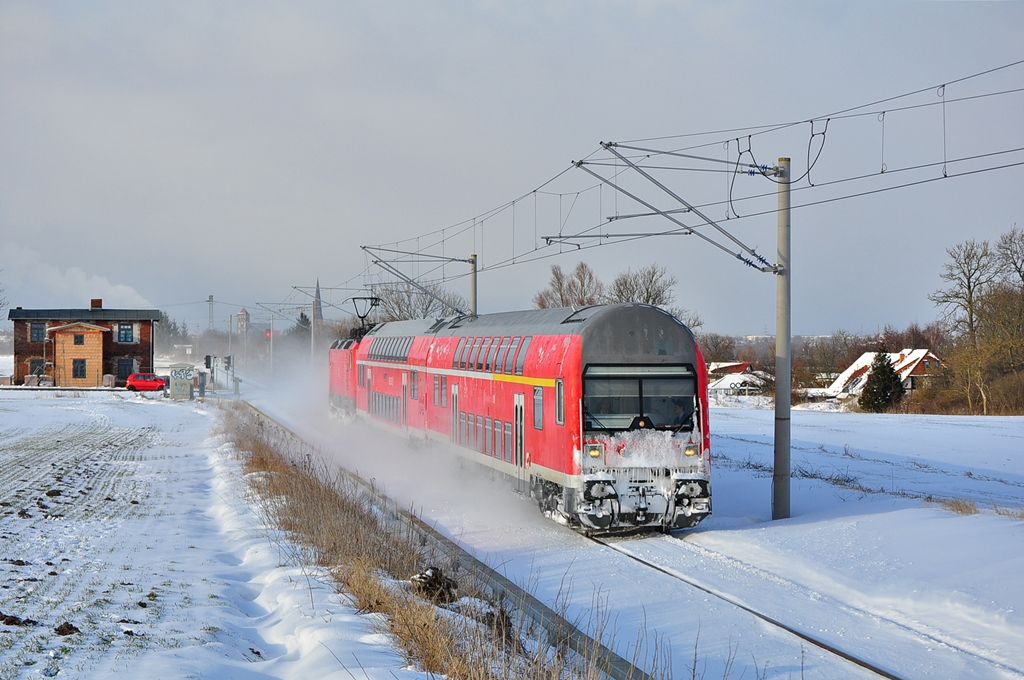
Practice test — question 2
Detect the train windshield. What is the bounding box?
[583,365,696,432]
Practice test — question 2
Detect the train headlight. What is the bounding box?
[684,444,698,457]
[586,443,603,459]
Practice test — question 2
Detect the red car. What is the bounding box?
[126,373,165,391]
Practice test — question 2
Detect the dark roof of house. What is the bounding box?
[8,308,162,321]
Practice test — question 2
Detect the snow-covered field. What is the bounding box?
[3,381,1023,679]
[0,390,424,679]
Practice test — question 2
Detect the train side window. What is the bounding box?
[476,415,484,452]
[503,337,520,374]
[458,338,473,370]
[555,379,564,425]
[410,370,418,400]
[358,364,365,387]
[452,338,466,369]
[485,336,500,372]
[494,419,502,458]
[441,376,447,407]
[433,374,440,405]
[504,423,513,463]
[515,337,532,376]
[476,338,492,371]
[459,412,466,446]
[533,386,543,430]
[484,418,491,455]
[494,337,511,374]
[468,337,483,372]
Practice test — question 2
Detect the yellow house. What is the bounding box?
[49,322,109,387]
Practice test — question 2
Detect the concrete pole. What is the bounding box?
[469,254,478,316]
[773,157,792,520]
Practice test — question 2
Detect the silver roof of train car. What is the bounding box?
[366,304,697,365]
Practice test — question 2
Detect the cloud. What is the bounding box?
[0,244,153,309]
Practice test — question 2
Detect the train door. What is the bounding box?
[514,393,526,492]
[401,373,408,429]
[450,383,459,443]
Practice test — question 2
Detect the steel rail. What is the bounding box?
[239,401,655,680]
[591,536,908,680]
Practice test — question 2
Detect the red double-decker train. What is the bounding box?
[328,303,711,533]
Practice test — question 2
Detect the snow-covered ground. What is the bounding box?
[0,390,425,679]
[3,379,1024,679]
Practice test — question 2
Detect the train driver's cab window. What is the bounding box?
[582,366,695,432]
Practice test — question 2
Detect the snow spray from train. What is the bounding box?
[328,303,711,533]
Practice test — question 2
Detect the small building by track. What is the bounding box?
[8,299,161,387]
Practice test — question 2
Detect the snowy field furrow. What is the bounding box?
[0,391,427,680]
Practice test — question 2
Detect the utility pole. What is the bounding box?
[469,254,478,316]
[269,314,274,377]
[773,157,792,520]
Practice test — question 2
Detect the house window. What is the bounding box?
[30,358,44,376]
[534,385,544,430]
[30,323,46,342]
[74,334,85,345]
[118,323,133,343]
[73,359,87,379]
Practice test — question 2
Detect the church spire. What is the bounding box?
[313,278,324,322]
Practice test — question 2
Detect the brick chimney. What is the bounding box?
[91,299,102,309]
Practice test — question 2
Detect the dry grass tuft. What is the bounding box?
[940,497,979,515]
[993,503,1024,520]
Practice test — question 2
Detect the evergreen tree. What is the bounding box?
[858,345,905,412]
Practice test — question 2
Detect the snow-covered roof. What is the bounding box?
[708,361,751,375]
[825,349,943,396]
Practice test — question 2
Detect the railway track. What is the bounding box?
[593,533,1024,680]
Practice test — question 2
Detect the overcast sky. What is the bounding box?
[2,1,1022,336]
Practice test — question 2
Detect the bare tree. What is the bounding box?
[696,333,735,363]
[929,239,1001,348]
[373,281,468,322]
[607,264,676,305]
[533,262,605,308]
[604,262,703,329]
[996,224,1024,288]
